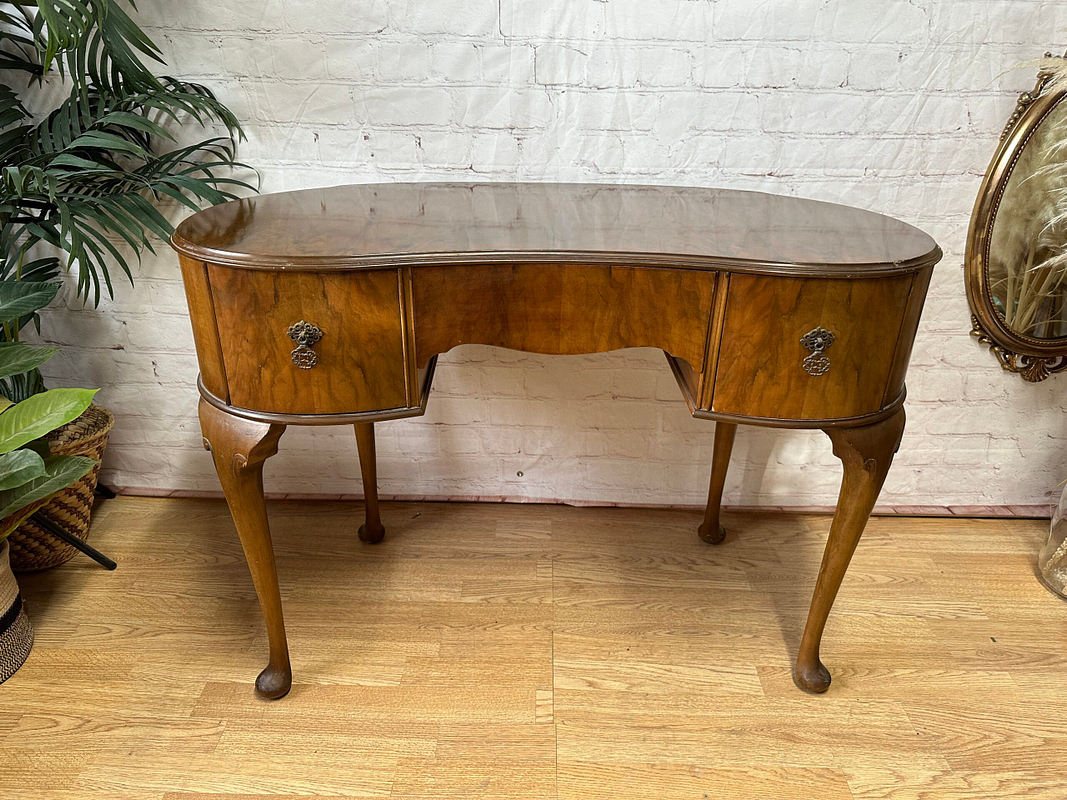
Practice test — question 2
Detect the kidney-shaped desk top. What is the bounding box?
[174,181,939,274]
[172,182,941,700]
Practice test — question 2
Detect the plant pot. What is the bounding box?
[0,540,33,683]
[8,404,114,572]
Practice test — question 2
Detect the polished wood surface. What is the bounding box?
[412,263,717,370]
[712,274,915,420]
[796,408,906,693]
[697,421,736,544]
[177,255,229,401]
[4,496,1063,799]
[354,422,385,544]
[172,182,941,698]
[698,273,732,409]
[209,266,407,414]
[172,182,941,275]
[198,399,291,699]
[883,266,933,405]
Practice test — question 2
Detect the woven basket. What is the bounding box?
[0,540,33,683]
[8,404,114,572]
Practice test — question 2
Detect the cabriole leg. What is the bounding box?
[794,407,906,694]
[698,421,737,544]
[354,422,385,544]
[198,399,291,700]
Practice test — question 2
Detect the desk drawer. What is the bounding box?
[711,274,915,421]
[207,266,407,415]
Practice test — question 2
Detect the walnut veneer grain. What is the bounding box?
[172,182,940,276]
[177,255,229,402]
[412,263,717,370]
[208,266,407,415]
[712,274,915,420]
[171,182,942,701]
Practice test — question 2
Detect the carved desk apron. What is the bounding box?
[171,182,941,699]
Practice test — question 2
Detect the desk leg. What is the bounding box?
[354,422,385,544]
[698,421,737,544]
[198,399,291,700]
[794,407,905,694]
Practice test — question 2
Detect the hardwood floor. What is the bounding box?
[2,496,1064,799]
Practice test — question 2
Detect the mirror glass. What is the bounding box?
[988,96,1067,340]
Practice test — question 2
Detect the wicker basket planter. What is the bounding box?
[0,540,33,683]
[8,404,114,572]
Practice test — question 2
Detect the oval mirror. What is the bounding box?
[967,54,1067,381]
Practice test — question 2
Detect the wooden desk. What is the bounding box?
[172,183,941,699]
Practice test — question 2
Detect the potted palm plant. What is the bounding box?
[1,0,252,569]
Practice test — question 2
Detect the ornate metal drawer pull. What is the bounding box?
[287,320,323,369]
[800,327,835,377]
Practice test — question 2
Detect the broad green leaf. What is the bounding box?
[0,454,95,537]
[0,449,46,491]
[0,398,11,413]
[0,387,97,455]
[20,438,51,458]
[0,281,59,321]
[0,342,58,379]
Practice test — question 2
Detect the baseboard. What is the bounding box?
[104,486,1052,519]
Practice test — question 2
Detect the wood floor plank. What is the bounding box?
[193,682,537,723]
[3,712,225,752]
[553,656,763,695]
[757,665,1020,700]
[902,700,1067,771]
[553,694,933,766]
[390,755,556,798]
[216,723,437,760]
[390,723,556,797]
[557,762,855,800]
[74,750,399,796]
[3,498,1063,798]
[11,792,162,800]
[846,764,1067,800]
[0,749,94,791]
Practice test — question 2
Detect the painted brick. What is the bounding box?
[286,0,390,34]
[245,81,354,124]
[356,86,454,127]
[654,91,762,138]
[453,87,557,130]
[500,3,608,40]
[376,41,434,82]
[432,43,487,83]
[555,89,662,132]
[30,0,1067,509]
[324,39,376,80]
[536,44,692,88]
[389,0,500,37]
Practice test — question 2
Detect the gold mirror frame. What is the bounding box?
[967,55,1067,382]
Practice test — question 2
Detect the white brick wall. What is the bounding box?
[34,0,1067,508]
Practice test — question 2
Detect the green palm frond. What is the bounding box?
[0,84,29,132]
[0,3,39,75]
[1,0,255,307]
[28,0,162,90]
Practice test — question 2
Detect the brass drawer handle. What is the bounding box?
[800,327,835,377]
[287,320,323,369]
